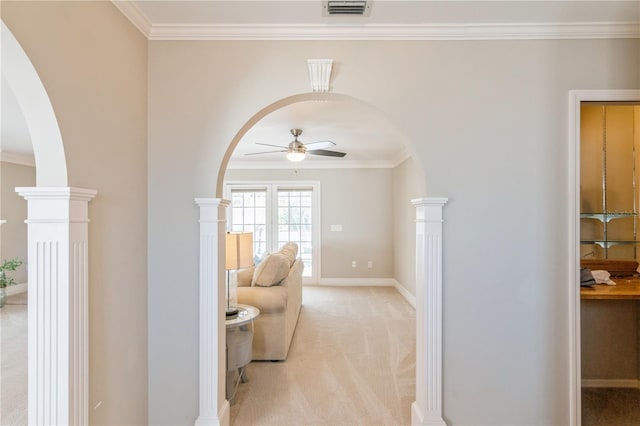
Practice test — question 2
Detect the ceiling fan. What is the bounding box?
[245,129,346,162]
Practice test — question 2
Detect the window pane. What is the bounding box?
[255,191,266,207]
[278,207,288,224]
[301,207,312,225]
[289,208,301,224]
[232,208,243,225]
[232,193,244,207]
[301,192,312,206]
[244,192,255,207]
[244,208,255,225]
[301,225,312,241]
[255,208,266,224]
[300,242,312,256]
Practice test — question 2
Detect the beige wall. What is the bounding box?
[225,167,395,279]
[392,157,426,297]
[1,2,148,425]
[148,37,640,425]
[0,161,34,284]
[4,2,639,424]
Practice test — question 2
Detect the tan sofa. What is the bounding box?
[236,242,303,361]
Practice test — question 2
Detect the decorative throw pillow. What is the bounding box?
[278,242,298,266]
[251,253,290,287]
[236,266,255,287]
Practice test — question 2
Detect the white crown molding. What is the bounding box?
[0,151,36,167]
[227,159,401,169]
[144,22,640,41]
[110,0,152,38]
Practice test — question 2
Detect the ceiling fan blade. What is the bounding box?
[304,140,335,150]
[255,142,288,149]
[245,149,287,156]
[308,149,346,158]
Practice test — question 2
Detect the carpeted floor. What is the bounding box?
[0,287,414,426]
[230,285,416,426]
[582,387,640,425]
[0,291,28,426]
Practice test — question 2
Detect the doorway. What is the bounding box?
[194,92,449,425]
[570,90,640,425]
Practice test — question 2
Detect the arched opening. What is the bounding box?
[1,20,95,424]
[1,21,67,186]
[196,91,447,425]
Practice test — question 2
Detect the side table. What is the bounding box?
[226,304,260,404]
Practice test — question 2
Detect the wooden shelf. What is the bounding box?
[581,279,640,300]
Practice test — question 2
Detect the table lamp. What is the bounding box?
[225,232,253,318]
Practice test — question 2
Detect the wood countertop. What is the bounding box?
[580,278,640,300]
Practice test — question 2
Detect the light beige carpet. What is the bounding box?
[230,285,416,426]
[0,287,415,426]
[0,291,28,426]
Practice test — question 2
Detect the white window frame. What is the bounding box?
[224,181,321,284]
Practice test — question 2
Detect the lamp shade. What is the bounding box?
[225,232,254,270]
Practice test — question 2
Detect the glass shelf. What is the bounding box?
[581,240,640,249]
[580,212,638,223]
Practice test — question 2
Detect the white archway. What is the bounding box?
[1,21,67,186]
[2,20,96,425]
[196,93,447,425]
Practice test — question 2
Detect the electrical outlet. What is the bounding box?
[368,261,373,268]
[352,261,357,268]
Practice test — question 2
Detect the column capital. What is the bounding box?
[195,198,230,208]
[16,186,97,202]
[411,197,448,207]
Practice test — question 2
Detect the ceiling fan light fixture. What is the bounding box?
[286,150,306,162]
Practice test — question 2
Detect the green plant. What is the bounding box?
[0,258,23,289]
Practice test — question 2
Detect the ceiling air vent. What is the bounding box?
[322,1,372,17]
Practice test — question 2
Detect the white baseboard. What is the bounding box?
[581,379,640,388]
[310,278,417,308]
[316,278,397,286]
[5,282,27,296]
[393,280,416,309]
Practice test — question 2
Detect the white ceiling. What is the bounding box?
[229,99,410,168]
[130,0,639,26]
[2,1,638,168]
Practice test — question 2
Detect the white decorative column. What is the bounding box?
[194,198,230,426]
[16,187,97,426]
[412,197,448,426]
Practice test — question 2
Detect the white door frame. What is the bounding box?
[223,181,322,284]
[568,89,640,426]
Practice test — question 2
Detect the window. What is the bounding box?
[277,190,313,276]
[225,182,320,282]
[230,190,267,261]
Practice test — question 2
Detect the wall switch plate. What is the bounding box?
[367,261,373,268]
[331,225,343,232]
[352,261,357,268]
